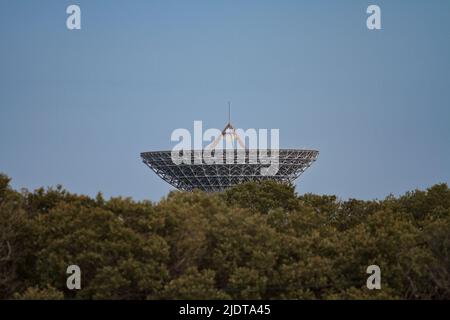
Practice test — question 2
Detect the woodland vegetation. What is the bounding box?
[0,173,449,299]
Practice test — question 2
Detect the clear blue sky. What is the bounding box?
[1,0,449,201]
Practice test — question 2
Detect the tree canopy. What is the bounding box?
[0,173,449,300]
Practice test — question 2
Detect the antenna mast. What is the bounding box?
[228,101,231,125]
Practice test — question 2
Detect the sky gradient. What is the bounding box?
[1,0,449,201]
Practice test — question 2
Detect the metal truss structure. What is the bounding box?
[142,108,319,192]
[141,149,319,192]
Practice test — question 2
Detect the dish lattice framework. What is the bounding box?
[141,149,319,192]
[141,106,319,192]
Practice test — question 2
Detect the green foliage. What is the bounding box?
[32,203,169,299]
[13,285,64,300]
[0,174,33,299]
[160,267,229,300]
[222,180,299,214]
[0,173,449,300]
